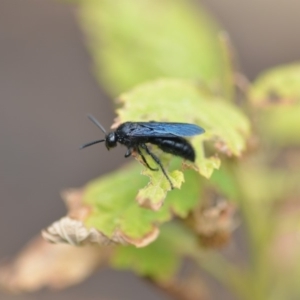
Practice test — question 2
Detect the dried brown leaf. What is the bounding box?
[187,198,237,248]
[155,274,210,300]
[42,217,117,246]
[0,237,109,293]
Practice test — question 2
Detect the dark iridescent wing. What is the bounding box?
[127,122,205,137]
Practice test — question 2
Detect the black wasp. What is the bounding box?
[81,115,205,189]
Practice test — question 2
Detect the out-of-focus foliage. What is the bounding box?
[79,0,234,98]
[0,237,108,293]
[1,1,300,300]
[110,222,197,282]
[249,63,300,106]
[250,63,300,146]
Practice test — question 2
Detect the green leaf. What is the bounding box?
[250,63,300,145]
[115,78,250,181]
[110,222,197,281]
[79,0,234,98]
[83,164,202,246]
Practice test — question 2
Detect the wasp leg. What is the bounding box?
[137,147,158,171]
[124,148,132,158]
[140,144,174,189]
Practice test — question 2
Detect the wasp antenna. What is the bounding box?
[80,139,105,149]
[87,114,107,135]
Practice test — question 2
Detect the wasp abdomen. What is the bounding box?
[150,137,195,162]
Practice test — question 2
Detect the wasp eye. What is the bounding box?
[106,133,117,149]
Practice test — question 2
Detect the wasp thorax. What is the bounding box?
[105,132,117,149]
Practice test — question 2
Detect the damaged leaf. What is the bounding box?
[84,165,202,246]
[135,152,184,210]
[44,165,202,247]
[113,79,250,198]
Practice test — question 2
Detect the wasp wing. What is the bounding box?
[127,122,205,138]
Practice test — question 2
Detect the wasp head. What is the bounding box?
[105,132,117,150]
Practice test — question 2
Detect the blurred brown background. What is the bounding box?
[0,0,299,299]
